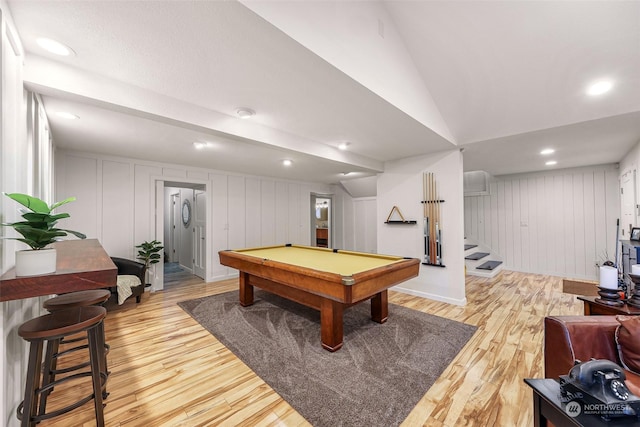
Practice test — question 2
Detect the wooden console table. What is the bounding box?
[577,296,640,316]
[0,239,117,302]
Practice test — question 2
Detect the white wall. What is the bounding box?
[55,150,334,284]
[464,164,620,280]
[1,4,55,423]
[620,140,640,231]
[378,150,466,305]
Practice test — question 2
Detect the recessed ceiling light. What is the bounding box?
[193,142,214,149]
[545,160,557,166]
[587,80,613,96]
[36,37,74,56]
[55,112,79,120]
[236,108,255,119]
[338,142,350,150]
[282,159,293,167]
[540,148,555,155]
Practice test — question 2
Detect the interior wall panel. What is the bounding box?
[245,178,261,248]
[260,180,276,246]
[464,165,619,280]
[101,160,133,257]
[275,182,288,243]
[210,173,229,278]
[227,176,246,250]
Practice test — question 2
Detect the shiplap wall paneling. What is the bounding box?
[354,198,376,253]
[245,178,261,248]
[593,170,608,266]
[288,183,301,244]
[275,182,288,243]
[210,174,229,279]
[133,164,161,246]
[261,180,276,246]
[464,167,619,280]
[101,160,133,258]
[605,169,620,261]
[227,176,246,250]
[60,155,100,241]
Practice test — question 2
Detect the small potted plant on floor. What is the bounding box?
[2,192,86,276]
[136,240,163,285]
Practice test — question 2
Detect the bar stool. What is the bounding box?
[17,306,107,427]
[41,290,111,406]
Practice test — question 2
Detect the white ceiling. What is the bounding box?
[6,1,640,184]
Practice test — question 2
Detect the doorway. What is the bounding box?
[163,182,206,287]
[311,194,333,248]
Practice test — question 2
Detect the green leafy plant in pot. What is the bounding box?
[136,240,163,285]
[2,192,86,276]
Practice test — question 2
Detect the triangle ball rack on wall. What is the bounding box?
[384,206,417,224]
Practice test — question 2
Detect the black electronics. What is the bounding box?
[560,359,640,420]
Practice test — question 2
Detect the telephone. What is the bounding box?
[560,359,640,418]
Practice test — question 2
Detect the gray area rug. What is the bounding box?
[179,290,477,426]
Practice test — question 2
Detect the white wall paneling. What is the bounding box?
[1,5,55,422]
[227,175,246,250]
[353,197,377,253]
[288,183,301,244]
[101,160,133,258]
[275,181,288,243]
[245,178,261,248]
[464,165,620,280]
[55,151,333,284]
[260,180,276,246]
[210,173,229,278]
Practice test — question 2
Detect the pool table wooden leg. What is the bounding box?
[239,272,254,306]
[371,290,388,323]
[320,298,343,352]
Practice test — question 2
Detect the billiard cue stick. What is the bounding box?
[434,176,441,265]
[429,173,435,264]
[423,173,429,262]
[427,173,431,264]
[431,174,437,264]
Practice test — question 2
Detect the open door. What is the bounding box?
[310,194,332,248]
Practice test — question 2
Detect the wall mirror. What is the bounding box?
[182,199,191,227]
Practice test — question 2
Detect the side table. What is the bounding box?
[577,296,640,316]
[524,378,640,426]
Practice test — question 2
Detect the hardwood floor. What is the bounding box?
[38,270,583,426]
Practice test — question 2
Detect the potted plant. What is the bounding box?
[136,240,163,284]
[2,192,86,276]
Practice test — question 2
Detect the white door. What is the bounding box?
[621,169,636,239]
[193,190,206,279]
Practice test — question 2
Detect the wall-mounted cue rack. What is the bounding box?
[422,172,445,267]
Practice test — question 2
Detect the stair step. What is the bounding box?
[464,244,478,250]
[465,252,489,260]
[476,260,503,270]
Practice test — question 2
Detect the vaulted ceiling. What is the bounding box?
[7,1,640,184]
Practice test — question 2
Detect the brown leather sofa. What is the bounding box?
[544,316,640,395]
[110,257,146,303]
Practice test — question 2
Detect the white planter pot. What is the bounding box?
[15,248,57,276]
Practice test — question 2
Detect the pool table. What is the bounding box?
[219,244,420,351]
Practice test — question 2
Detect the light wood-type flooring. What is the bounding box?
[36,270,583,426]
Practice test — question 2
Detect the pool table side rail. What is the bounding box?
[219,250,420,304]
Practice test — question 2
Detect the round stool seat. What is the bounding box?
[17,306,107,426]
[18,306,106,341]
[43,289,111,311]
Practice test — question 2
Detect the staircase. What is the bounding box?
[464,239,503,278]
